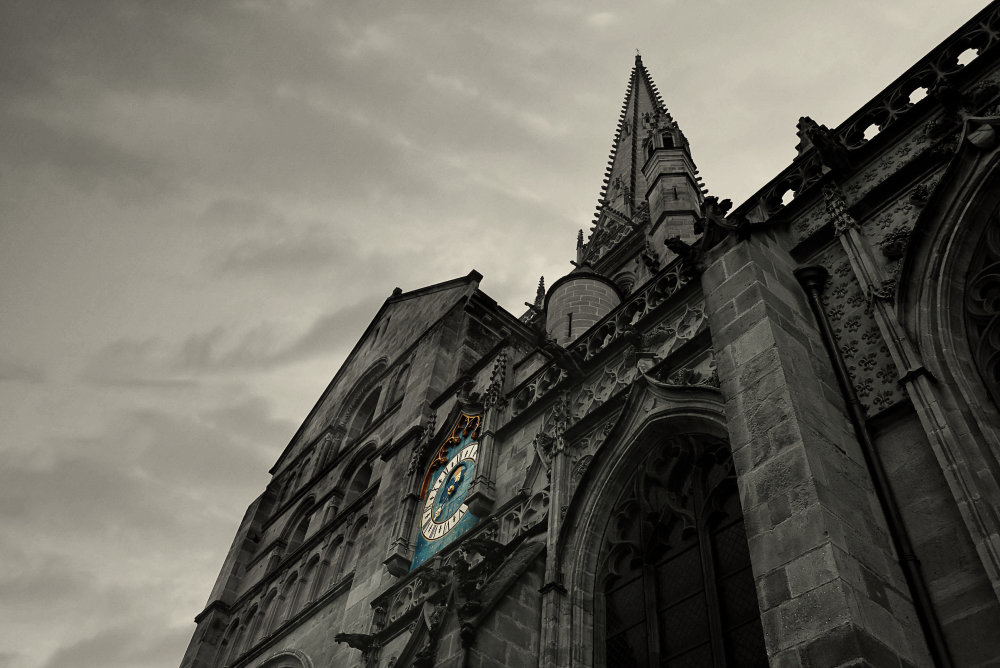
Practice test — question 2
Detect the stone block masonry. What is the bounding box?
[702,233,931,666]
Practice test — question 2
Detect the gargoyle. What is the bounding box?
[693,196,748,249]
[796,116,850,174]
[664,236,703,280]
[334,632,376,652]
[539,334,584,378]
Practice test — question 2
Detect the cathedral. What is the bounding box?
[181,4,1000,667]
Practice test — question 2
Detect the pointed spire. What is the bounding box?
[577,56,705,272]
[534,276,545,309]
[592,55,672,226]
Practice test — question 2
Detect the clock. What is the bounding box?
[411,413,482,569]
[420,441,478,540]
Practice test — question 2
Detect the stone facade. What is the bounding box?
[181,5,1000,667]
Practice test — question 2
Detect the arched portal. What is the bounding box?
[600,434,766,667]
[555,380,767,668]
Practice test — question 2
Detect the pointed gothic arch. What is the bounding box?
[256,649,313,668]
[327,358,390,452]
[898,131,1000,593]
[277,497,316,565]
[337,443,377,505]
[216,617,241,667]
[256,587,278,644]
[554,379,766,667]
[598,434,765,666]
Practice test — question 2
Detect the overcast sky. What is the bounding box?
[0,1,989,667]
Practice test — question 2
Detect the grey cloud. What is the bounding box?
[40,624,193,668]
[198,197,285,230]
[0,0,305,100]
[0,111,171,199]
[80,300,382,386]
[0,545,92,609]
[215,226,350,275]
[79,337,196,388]
[173,300,380,372]
[0,357,45,383]
[0,448,185,533]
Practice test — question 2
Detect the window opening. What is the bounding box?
[347,388,380,443]
[601,435,767,667]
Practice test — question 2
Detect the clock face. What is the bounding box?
[420,442,478,540]
[411,413,482,569]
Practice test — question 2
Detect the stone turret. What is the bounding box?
[544,263,622,346]
[641,108,703,251]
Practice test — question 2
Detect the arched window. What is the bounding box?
[316,536,344,594]
[600,434,766,667]
[295,555,320,609]
[347,388,381,443]
[223,620,246,667]
[239,605,259,658]
[287,516,309,553]
[965,218,1000,406]
[344,459,373,504]
[275,572,299,627]
[258,650,311,668]
[389,364,410,406]
[216,619,240,667]
[256,589,278,644]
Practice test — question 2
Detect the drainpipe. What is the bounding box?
[795,265,953,668]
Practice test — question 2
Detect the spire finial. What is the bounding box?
[635,49,642,63]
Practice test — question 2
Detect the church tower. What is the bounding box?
[182,5,1000,666]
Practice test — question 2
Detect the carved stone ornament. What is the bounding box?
[484,351,508,409]
[456,378,481,407]
[823,185,858,236]
[406,410,438,477]
[641,238,661,272]
[880,227,911,260]
[795,116,851,174]
[694,196,750,248]
[334,632,376,652]
[664,236,702,280]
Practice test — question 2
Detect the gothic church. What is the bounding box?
[181,4,1000,666]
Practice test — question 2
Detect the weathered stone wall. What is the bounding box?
[873,407,1000,666]
[703,230,930,666]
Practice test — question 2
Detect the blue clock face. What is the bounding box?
[420,443,477,540]
[411,413,482,570]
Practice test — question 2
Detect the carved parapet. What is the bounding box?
[731,3,1000,228]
